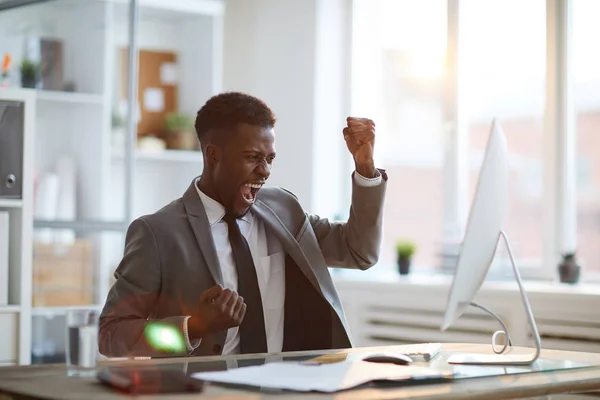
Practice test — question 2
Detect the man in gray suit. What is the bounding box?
[99,92,387,358]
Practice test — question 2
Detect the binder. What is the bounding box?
[0,211,8,305]
[0,101,24,199]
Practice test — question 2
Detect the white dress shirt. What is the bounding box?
[185,170,381,355]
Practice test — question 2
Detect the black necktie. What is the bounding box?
[223,214,268,354]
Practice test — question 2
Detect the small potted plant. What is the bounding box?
[558,252,581,284]
[395,239,417,275]
[163,112,198,151]
[20,58,40,89]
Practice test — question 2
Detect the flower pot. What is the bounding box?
[398,258,411,275]
[21,76,38,89]
[165,130,198,151]
[558,260,581,284]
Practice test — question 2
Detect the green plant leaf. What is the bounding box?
[395,239,417,259]
[165,112,193,132]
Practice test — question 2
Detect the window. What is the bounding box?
[462,0,546,270]
[350,0,598,281]
[574,0,600,274]
[351,0,447,271]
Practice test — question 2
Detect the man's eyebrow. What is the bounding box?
[242,150,276,157]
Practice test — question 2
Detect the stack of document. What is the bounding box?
[192,360,450,392]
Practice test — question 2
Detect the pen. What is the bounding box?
[300,360,322,366]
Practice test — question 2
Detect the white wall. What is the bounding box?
[223,0,350,216]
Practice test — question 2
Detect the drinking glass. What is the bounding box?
[65,309,99,377]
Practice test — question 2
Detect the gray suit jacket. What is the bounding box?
[99,172,387,357]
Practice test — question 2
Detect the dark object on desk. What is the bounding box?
[362,353,413,366]
[97,366,203,394]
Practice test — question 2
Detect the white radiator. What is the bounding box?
[334,276,600,354]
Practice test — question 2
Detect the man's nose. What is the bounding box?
[255,160,271,179]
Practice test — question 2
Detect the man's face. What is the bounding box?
[212,123,276,217]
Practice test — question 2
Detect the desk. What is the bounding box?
[0,343,599,399]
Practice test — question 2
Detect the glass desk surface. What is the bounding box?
[100,348,599,391]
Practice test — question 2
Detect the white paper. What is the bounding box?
[0,212,8,305]
[192,361,446,393]
[160,62,178,85]
[143,88,165,112]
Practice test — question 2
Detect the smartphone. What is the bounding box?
[97,366,204,394]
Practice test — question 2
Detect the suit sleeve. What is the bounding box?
[308,170,387,270]
[98,217,190,358]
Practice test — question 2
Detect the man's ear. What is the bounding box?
[204,144,220,166]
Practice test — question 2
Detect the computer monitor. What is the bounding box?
[442,119,509,331]
[441,120,542,365]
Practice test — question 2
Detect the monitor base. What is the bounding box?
[447,352,539,366]
[448,231,542,366]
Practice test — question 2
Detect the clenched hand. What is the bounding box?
[343,117,376,178]
[188,285,246,339]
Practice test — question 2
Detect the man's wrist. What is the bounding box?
[187,316,208,339]
[355,162,376,178]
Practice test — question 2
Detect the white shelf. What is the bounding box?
[32,304,103,317]
[0,199,22,208]
[36,90,104,105]
[0,305,21,313]
[112,149,203,163]
[110,0,224,17]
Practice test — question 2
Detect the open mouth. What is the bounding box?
[240,182,264,204]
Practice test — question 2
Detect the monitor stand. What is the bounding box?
[447,230,542,366]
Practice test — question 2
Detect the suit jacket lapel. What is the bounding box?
[182,180,224,286]
[252,200,323,297]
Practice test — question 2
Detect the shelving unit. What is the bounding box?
[0,200,23,208]
[0,305,22,313]
[0,0,223,365]
[0,88,35,366]
[111,148,204,163]
[36,91,104,105]
[32,304,103,316]
[109,0,224,15]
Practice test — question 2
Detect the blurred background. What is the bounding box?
[0,0,598,365]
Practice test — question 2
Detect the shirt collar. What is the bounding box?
[194,178,252,227]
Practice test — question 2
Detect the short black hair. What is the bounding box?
[195,92,276,145]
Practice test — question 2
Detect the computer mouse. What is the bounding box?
[362,353,413,366]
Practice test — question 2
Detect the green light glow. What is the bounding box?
[144,322,186,353]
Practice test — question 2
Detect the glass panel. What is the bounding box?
[351,0,447,274]
[462,0,546,275]
[573,0,600,276]
[108,3,211,222]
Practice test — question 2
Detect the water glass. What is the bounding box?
[65,309,99,377]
